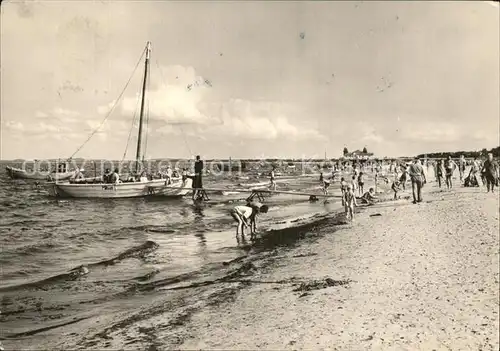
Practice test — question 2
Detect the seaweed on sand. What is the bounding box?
[292,278,351,293]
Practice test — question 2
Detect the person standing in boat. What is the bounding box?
[103,168,112,183]
[192,155,204,200]
[111,168,121,184]
[165,165,173,185]
[72,167,85,182]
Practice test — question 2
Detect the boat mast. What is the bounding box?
[135,41,151,174]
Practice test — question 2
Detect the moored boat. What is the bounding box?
[47,178,193,198]
[6,164,75,181]
[47,41,194,199]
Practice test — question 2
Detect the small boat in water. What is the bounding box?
[6,162,76,181]
[47,178,192,198]
[47,42,193,199]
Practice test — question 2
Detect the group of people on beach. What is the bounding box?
[318,167,378,222]
[434,153,499,193]
[228,153,499,237]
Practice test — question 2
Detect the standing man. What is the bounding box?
[408,158,427,204]
[193,155,204,200]
[444,155,457,190]
[481,153,499,193]
[458,155,466,183]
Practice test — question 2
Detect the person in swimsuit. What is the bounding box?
[320,172,331,195]
[340,177,347,196]
[468,157,480,186]
[343,184,357,222]
[435,159,445,188]
[359,187,378,205]
[230,203,269,237]
[458,155,466,183]
[269,167,277,191]
[444,156,457,190]
[357,172,365,196]
[391,180,401,200]
[399,164,408,190]
[351,175,358,194]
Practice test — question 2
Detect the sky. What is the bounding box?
[1,1,499,160]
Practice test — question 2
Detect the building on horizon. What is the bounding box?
[342,149,375,161]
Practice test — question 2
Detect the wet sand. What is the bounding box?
[178,186,500,350]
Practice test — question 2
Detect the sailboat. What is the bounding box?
[6,160,75,181]
[46,42,193,198]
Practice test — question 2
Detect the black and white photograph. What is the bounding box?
[0,1,499,350]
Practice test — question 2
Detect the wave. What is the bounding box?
[0,240,159,292]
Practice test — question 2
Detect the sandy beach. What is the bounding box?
[176,186,500,350]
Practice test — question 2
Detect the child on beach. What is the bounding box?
[269,167,277,191]
[445,156,457,190]
[320,172,331,195]
[435,159,445,188]
[391,180,401,200]
[230,203,269,237]
[342,184,357,222]
[351,175,358,194]
[357,172,365,196]
[359,188,378,205]
[340,177,348,195]
[399,164,408,190]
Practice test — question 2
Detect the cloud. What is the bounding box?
[97,100,117,115]
[399,121,462,143]
[212,99,324,141]
[3,120,72,134]
[35,107,80,124]
[152,98,325,141]
[117,65,216,126]
[352,122,385,144]
[100,65,324,142]
[4,120,25,132]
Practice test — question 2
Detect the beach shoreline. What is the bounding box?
[3,181,498,351]
[176,186,499,350]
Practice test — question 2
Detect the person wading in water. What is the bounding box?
[408,158,426,204]
[192,155,204,200]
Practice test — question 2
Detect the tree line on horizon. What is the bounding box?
[416,146,500,159]
[5,146,499,163]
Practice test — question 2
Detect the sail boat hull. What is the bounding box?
[46,178,193,198]
[6,166,75,181]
